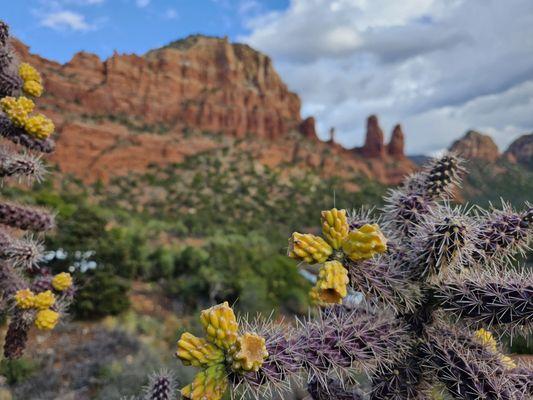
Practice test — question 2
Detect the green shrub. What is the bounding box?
[165,233,310,314]
[0,358,38,384]
[72,268,131,320]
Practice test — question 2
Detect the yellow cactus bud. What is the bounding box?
[52,272,73,291]
[500,355,516,370]
[35,309,59,330]
[310,260,349,304]
[200,302,239,350]
[19,63,42,84]
[181,364,228,400]
[14,289,35,309]
[474,328,516,369]
[33,290,56,310]
[23,80,43,97]
[176,332,225,367]
[0,96,34,126]
[230,332,269,372]
[24,114,54,139]
[474,328,498,352]
[342,224,387,261]
[321,208,349,249]
[288,232,332,264]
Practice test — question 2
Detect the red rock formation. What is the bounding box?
[11,37,416,184]
[359,115,385,157]
[328,127,336,143]
[503,133,533,168]
[387,124,405,158]
[299,116,317,140]
[449,130,499,162]
[12,36,301,140]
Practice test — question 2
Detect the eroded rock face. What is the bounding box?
[299,116,318,140]
[387,124,405,158]
[449,130,500,162]
[13,36,302,140]
[360,115,385,157]
[504,133,533,168]
[11,36,416,184]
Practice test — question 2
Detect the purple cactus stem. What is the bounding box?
[0,202,54,232]
[422,326,517,400]
[145,371,175,400]
[308,377,365,400]
[435,270,533,334]
[0,149,44,181]
[4,310,32,359]
[474,203,532,263]
[0,116,55,154]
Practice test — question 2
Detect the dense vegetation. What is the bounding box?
[1,146,386,321]
[1,145,530,399]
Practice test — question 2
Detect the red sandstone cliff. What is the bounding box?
[387,124,405,158]
[449,130,500,162]
[11,36,414,184]
[504,133,533,168]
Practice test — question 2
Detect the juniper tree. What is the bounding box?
[0,20,75,359]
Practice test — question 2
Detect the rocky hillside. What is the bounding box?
[448,130,533,205]
[11,36,414,184]
[504,133,533,168]
[450,130,532,168]
[449,130,500,162]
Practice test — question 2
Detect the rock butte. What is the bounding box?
[11,36,415,184]
[449,130,500,163]
[450,130,532,168]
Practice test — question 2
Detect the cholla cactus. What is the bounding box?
[129,158,531,399]
[0,20,75,359]
[175,302,269,400]
[288,207,388,305]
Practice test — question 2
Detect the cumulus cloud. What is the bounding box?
[136,0,150,8]
[40,10,94,31]
[241,0,533,154]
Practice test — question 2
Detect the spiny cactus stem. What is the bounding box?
[0,115,55,153]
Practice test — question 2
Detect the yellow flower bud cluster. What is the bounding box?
[35,309,60,330]
[200,301,239,350]
[474,328,516,370]
[181,364,228,400]
[288,208,388,305]
[288,233,332,264]
[52,272,73,291]
[14,288,59,331]
[177,302,269,400]
[321,208,349,249]
[177,333,224,367]
[14,288,35,309]
[24,114,55,139]
[310,260,349,305]
[228,332,269,372]
[342,224,388,261]
[19,63,43,97]
[1,96,34,126]
[0,96,54,139]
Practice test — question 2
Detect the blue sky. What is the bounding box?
[4,0,289,63]
[4,0,533,154]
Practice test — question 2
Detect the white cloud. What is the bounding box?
[165,8,178,19]
[239,1,262,16]
[241,0,533,154]
[40,10,94,31]
[136,0,150,8]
